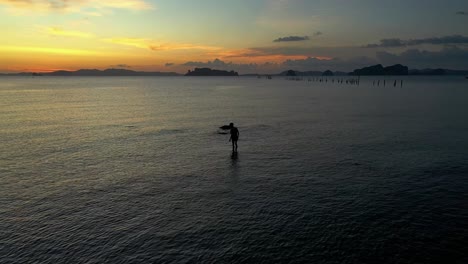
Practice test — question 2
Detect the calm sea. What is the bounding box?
[1,76,467,263]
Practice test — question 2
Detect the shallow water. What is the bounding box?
[1,76,467,263]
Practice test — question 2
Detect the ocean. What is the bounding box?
[1,76,467,263]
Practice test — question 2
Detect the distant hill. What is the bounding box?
[185,68,238,76]
[0,68,179,76]
[322,70,334,76]
[46,68,180,76]
[349,64,468,76]
[349,64,409,76]
[246,67,466,77]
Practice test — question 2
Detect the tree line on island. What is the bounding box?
[185,68,238,76]
[1,64,467,77]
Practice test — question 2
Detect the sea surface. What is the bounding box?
[1,76,467,263]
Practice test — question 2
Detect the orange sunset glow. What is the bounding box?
[1,0,467,73]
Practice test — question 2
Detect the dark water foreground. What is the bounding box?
[1,77,467,263]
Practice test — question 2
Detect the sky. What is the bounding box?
[1,0,468,74]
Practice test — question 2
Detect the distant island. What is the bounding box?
[0,68,180,77]
[349,64,468,76]
[49,69,180,76]
[185,68,238,76]
[49,69,179,76]
[349,64,409,76]
[267,65,468,77]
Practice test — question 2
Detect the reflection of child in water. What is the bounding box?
[229,122,239,152]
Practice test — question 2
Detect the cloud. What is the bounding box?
[98,0,151,10]
[201,47,309,65]
[181,58,272,73]
[456,11,467,15]
[182,58,245,68]
[149,43,220,51]
[273,36,310,42]
[204,45,379,68]
[178,46,468,74]
[271,32,321,43]
[281,56,377,72]
[104,37,221,52]
[376,47,468,69]
[0,45,103,56]
[0,0,153,14]
[228,45,365,59]
[365,35,468,48]
[177,47,468,74]
[104,38,151,49]
[110,64,131,68]
[42,26,94,38]
[165,63,174,67]
[83,11,103,17]
[366,38,405,48]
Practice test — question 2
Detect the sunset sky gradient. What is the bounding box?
[1,0,468,73]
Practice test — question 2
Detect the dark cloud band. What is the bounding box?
[109,64,131,68]
[365,35,468,48]
[376,47,468,69]
[273,36,310,42]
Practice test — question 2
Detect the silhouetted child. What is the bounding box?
[229,123,239,152]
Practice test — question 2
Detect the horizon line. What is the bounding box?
[1,65,468,76]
